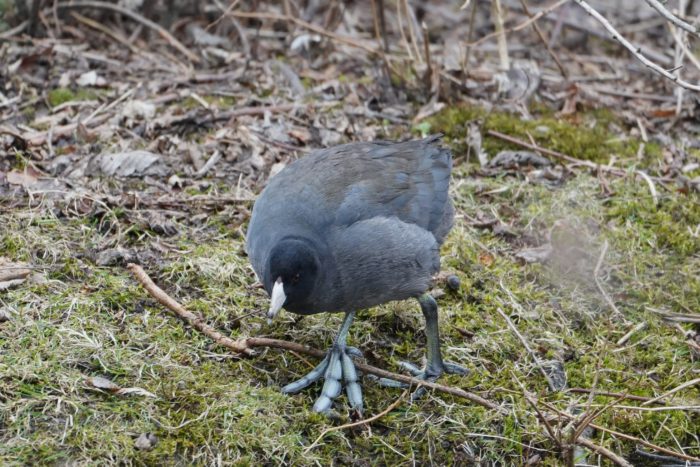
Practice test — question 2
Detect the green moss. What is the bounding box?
[2,144,699,464]
[47,88,100,107]
[425,105,643,163]
[48,88,76,107]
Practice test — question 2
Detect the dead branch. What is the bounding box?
[24,112,111,146]
[486,130,674,183]
[126,263,503,413]
[644,0,700,38]
[496,307,558,392]
[468,0,569,48]
[576,437,633,467]
[568,388,656,403]
[541,401,700,462]
[127,263,254,356]
[56,1,200,63]
[304,390,408,452]
[593,240,623,318]
[230,10,379,55]
[572,0,700,92]
[640,377,700,407]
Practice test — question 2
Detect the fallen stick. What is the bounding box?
[126,263,503,413]
[486,130,674,183]
[56,1,200,63]
[304,391,408,452]
[127,264,655,462]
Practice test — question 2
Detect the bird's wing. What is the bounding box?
[327,137,452,238]
[319,216,439,311]
[296,135,452,238]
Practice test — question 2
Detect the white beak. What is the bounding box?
[267,277,286,323]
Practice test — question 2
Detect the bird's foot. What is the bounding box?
[372,360,468,401]
[281,345,363,414]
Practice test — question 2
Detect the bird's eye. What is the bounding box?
[291,273,301,284]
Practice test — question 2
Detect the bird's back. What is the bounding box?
[246,135,454,285]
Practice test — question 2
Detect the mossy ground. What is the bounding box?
[1,108,699,465]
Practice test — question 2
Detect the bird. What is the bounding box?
[245,134,466,414]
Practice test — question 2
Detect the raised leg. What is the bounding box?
[374,294,468,399]
[281,310,363,414]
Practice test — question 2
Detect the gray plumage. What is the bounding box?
[246,134,453,314]
[245,134,466,413]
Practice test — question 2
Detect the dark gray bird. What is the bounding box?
[245,135,466,413]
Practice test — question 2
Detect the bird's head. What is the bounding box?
[266,238,320,320]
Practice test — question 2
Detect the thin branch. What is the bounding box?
[644,0,699,37]
[127,263,254,355]
[572,0,700,92]
[230,10,378,55]
[541,401,700,462]
[491,0,510,69]
[594,240,623,318]
[568,388,656,403]
[468,0,569,47]
[641,377,700,407]
[496,307,558,392]
[56,1,200,63]
[519,0,569,78]
[126,264,504,413]
[304,390,408,452]
[486,129,675,183]
[576,437,634,467]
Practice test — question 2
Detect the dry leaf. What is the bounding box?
[87,376,121,392]
[134,433,158,450]
[515,244,553,264]
[6,167,41,186]
[89,150,167,177]
[478,252,494,267]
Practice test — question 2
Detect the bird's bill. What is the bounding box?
[267,277,286,323]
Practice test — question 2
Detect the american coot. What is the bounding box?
[246,135,466,413]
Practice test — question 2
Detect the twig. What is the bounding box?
[126,264,503,413]
[421,21,433,81]
[127,263,253,356]
[463,0,478,71]
[82,87,135,126]
[468,0,569,48]
[69,11,140,54]
[231,10,378,55]
[594,240,623,318]
[644,0,699,37]
[24,112,111,146]
[575,404,700,412]
[518,0,568,78]
[404,0,424,65]
[56,1,200,63]
[576,437,633,467]
[486,129,674,182]
[0,20,28,39]
[491,0,510,70]
[636,170,659,205]
[568,388,656,403]
[616,321,647,346]
[515,378,560,447]
[496,307,558,391]
[304,390,407,452]
[541,401,700,462]
[572,0,700,92]
[641,377,700,407]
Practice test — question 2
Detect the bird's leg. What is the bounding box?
[281,310,363,414]
[374,294,468,400]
